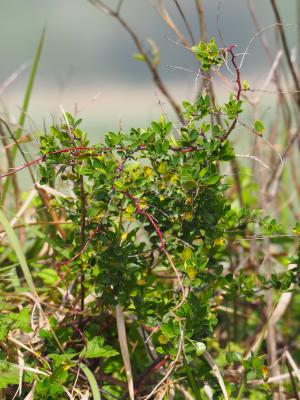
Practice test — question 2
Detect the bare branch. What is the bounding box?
[89,0,184,123]
[195,0,207,42]
[153,0,190,47]
[270,0,300,105]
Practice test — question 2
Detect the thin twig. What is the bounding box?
[195,0,207,42]
[172,0,195,43]
[154,1,190,47]
[269,0,300,106]
[88,0,184,123]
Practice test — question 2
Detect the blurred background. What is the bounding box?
[0,1,298,136]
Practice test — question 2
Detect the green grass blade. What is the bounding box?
[1,28,46,204]
[80,363,101,400]
[0,209,37,296]
[25,224,70,257]
[14,27,46,144]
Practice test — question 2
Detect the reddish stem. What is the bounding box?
[125,192,165,250]
[134,355,170,396]
[57,224,101,269]
[0,144,203,181]
[221,45,242,142]
[71,319,87,346]
[226,45,242,101]
[0,156,44,179]
[126,192,185,300]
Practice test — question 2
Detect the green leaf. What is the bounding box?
[132,53,146,62]
[165,121,172,134]
[48,353,77,367]
[182,178,197,189]
[191,38,223,70]
[204,174,220,185]
[292,222,300,234]
[0,317,12,341]
[253,120,265,135]
[11,307,31,332]
[151,121,161,134]
[0,361,19,389]
[80,336,119,359]
[50,365,68,384]
[242,80,250,90]
[37,268,59,285]
[65,112,75,126]
[194,342,206,356]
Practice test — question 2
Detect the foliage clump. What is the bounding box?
[0,26,300,399]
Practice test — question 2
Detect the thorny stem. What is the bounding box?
[0,156,44,180]
[0,117,38,183]
[79,175,86,313]
[228,45,242,101]
[0,146,94,180]
[126,193,165,247]
[0,146,108,180]
[57,224,102,269]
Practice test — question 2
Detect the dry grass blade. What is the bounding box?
[175,384,194,400]
[203,351,229,400]
[63,386,76,400]
[249,371,300,385]
[143,329,183,400]
[24,381,36,400]
[247,288,294,357]
[81,390,90,400]
[7,335,51,371]
[284,350,300,383]
[154,384,168,400]
[116,304,135,400]
[35,182,69,198]
[11,348,25,400]
[0,189,36,240]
